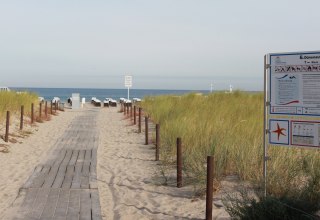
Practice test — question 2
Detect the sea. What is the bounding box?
[12,87,210,102]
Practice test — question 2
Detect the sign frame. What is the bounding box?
[263,50,320,196]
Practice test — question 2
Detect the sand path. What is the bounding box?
[97,107,229,220]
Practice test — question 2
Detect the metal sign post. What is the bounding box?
[125,75,132,100]
[264,51,320,196]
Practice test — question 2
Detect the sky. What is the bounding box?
[0,0,319,91]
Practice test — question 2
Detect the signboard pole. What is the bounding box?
[128,87,130,100]
[263,55,269,197]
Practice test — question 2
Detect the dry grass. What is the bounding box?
[0,91,39,122]
[141,91,320,198]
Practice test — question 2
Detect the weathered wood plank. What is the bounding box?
[81,163,90,189]
[91,189,102,220]
[69,150,79,166]
[54,189,70,218]
[31,188,51,218]
[80,189,91,220]
[42,165,60,188]
[62,165,75,189]
[20,188,39,213]
[89,164,98,189]
[67,190,80,220]
[84,149,91,163]
[23,165,43,188]
[30,165,51,188]
[40,188,60,218]
[51,165,67,188]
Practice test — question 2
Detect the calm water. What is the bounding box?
[12,87,209,102]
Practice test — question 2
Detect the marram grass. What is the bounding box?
[142,91,320,197]
[0,91,38,122]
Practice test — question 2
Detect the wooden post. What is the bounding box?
[206,156,214,220]
[20,105,24,130]
[130,105,133,119]
[5,111,10,142]
[55,101,57,113]
[138,107,142,133]
[31,103,34,124]
[50,101,53,114]
[134,106,136,125]
[145,116,149,145]
[39,102,42,118]
[177,137,182,188]
[127,104,130,115]
[156,124,160,161]
[124,104,126,115]
[45,101,48,118]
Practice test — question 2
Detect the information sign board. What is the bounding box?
[125,75,132,88]
[266,51,320,149]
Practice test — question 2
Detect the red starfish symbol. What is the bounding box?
[272,123,286,140]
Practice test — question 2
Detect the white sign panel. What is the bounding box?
[270,52,320,116]
[125,75,132,88]
[267,51,320,148]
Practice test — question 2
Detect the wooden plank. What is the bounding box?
[42,151,68,188]
[42,165,60,188]
[52,150,72,188]
[69,150,79,166]
[30,165,51,188]
[54,189,70,218]
[81,163,90,189]
[53,150,68,166]
[62,165,75,189]
[80,189,91,220]
[77,150,85,163]
[19,188,39,213]
[31,188,51,218]
[91,190,102,220]
[40,188,60,218]
[62,150,73,165]
[51,165,67,188]
[23,165,43,188]
[89,164,97,189]
[91,149,97,166]
[67,190,80,220]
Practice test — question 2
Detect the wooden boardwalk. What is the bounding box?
[11,110,102,220]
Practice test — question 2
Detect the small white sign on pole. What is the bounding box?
[125,75,132,100]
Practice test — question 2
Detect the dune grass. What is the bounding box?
[0,91,38,122]
[141,91,320,199]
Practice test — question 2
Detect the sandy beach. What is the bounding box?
[0,104,230,220]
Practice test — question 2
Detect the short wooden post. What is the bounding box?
[138,107,142,133]
[55,101,57,113]
[145,116,149,145]
[156,124,160,161]
[5,111,10,142]
[20,105,24,130]
[130,106,133,119]
[50,101,53,114]
[134,106,136,125]
[177,137,182,188]
[206,156,214,220]
[127,104,130,115]
[45,101,48,118]
[124,104,126,115]
[39,102,42,118]
[31,103,34,124]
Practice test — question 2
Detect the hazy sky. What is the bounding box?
[1,0,319,91]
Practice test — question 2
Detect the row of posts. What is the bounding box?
[4,101,59,143]
[121,103,215,220]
